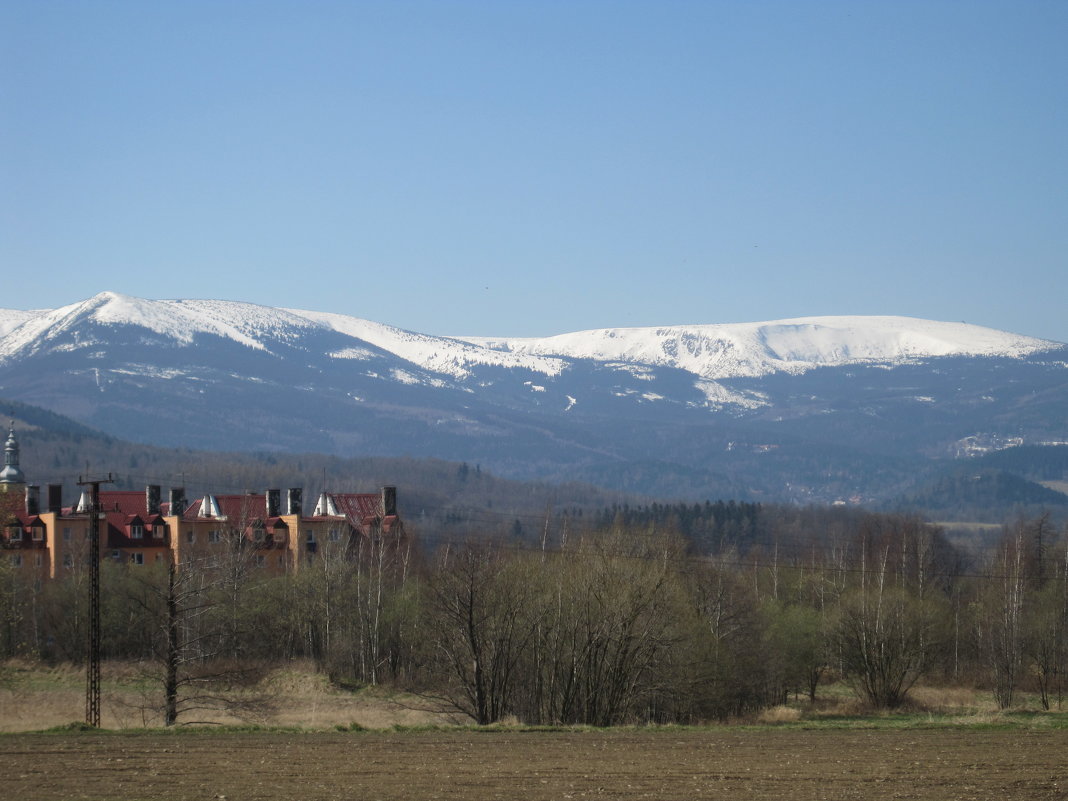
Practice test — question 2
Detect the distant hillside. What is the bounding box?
[974,444,1068,482]
[894,466,1068,521]
[4,397,643,546]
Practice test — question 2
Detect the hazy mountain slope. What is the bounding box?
[0,291,1064,506]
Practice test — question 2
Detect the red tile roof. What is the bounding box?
[328,493,382,524]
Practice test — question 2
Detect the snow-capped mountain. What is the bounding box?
[0,291,1054,382]
[463,317,1055,379]
[0,291,1065,504]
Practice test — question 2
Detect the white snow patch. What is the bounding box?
[610,363,656,380]
[329,347,376,361]
[108,365,189,380]
[694,380,770,410]
[390,369,422,385]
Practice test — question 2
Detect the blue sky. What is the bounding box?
[3,1,1066,341]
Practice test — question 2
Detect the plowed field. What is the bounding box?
[2,728,1065,800]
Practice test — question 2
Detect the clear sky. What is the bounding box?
[3,1,1066,341]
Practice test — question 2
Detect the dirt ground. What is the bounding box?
[2,728,1066,801]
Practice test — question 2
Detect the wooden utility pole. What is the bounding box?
[78,473,113,728]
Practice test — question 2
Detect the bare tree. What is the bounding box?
[125,557,273,726]
[423,541,535,724]
[833,545,934,709]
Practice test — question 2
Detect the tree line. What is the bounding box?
[2,508,1068,724]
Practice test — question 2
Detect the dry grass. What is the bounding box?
[0,658,457,732]
[908,684,986,713]
[757,705,802,724]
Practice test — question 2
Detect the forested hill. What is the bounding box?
[6,398,642,545]
[8,397,1067,543]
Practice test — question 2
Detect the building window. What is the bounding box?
[207,530,220,544]
[254,554,266,568]
[34,554,43,567]
[155,553,164,563]
[31,527,44,541]
[10,554,22,567]
[111,550,121,561]
[273,530,286,544]
[130,524,144,539]
[186,530,195,544]
[328,528,340,542]
[131,553,144,565]
[63,527,72,541]
[63,553,74,568]
[305,530,315,543]
[8,527,22,542]
[254,528,265,544]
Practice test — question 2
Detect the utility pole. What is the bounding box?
[79,473,114,728]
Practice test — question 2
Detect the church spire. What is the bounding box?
[0,421,26,486]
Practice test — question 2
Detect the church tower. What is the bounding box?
[0,422,27,494]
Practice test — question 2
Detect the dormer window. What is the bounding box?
[8,527,22,542]
[130,524,144,539]
[31,527,44,541]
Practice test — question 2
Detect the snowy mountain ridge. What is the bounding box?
[0,292,1065,504]
[0,291,1057,382]
[463,317,1058,379]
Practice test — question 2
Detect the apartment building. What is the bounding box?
[0,425,406,580]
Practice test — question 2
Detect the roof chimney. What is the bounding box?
[25,484,40,516]
[146,484,161,516]
[169,487,186,517]
[47,484,62,514]
[287,488,302,516]
[266,489,280,518]
[382,486,397,517]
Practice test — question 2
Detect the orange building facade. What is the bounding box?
[0,427,406,580]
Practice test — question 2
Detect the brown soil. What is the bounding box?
[2,728,1066,800]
